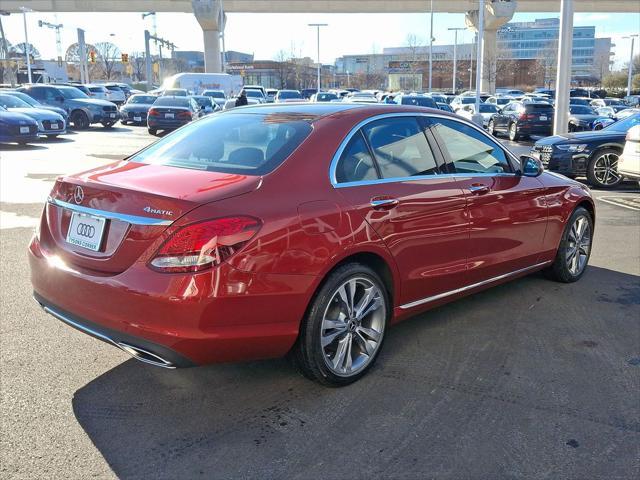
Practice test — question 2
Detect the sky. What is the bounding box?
[1,10,639,69]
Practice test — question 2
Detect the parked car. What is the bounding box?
[2,90,67,121]
[103,84,127,105]
[488,101,554,141]
[275,90,304,103]
[531,112,640,188]
[496,88,524,96]
[0,93,66,138]
[161,88,188,97]
[29,103,595,386]
[590,98,625,108]
[191,95,220,115]
[242,88,267,104]
[457,103,500,128]
[393,94,436,108]
[120,94,157,125]
[311,92,339,102]
[17,85,119,129]
[86,84,110,101]
[436,102,454,113]
[242,85,267,97]
[568,105,607,132]
[485,95,514,107]
[0,105,39,144]
[343,92,379,104]
[300,88,317,100]
[618,125,640,185]
[265,89,277,103]
[592,108,640,130]
[62,83,91,96]
[568,97,591,107]
[223,96,261,110]
[202,89,227,108]
[147,95,203,135]
[450,95,478,111]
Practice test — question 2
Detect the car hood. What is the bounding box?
[7,107,64,121]
[70,98,117,108]
[570,114,602,123]
[535,130,627,145]
[0,110,38,124]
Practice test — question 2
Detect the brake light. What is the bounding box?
[178,111,192,119]
[148,108,158,116]
[519,113,536,120]
[149,216,261,273]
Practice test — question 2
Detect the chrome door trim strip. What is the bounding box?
[399,261,552,310]
[329,111,520,188]
[48,198,174,226]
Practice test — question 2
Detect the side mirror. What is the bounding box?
[520,155,544,177]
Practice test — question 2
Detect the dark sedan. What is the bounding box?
[568,105,607,132]
[0,106,39,144]
[120,94,157,125]
[488,101,554,141]
[147,96,203,135]
[531,112,640,188]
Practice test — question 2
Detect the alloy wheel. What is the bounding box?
[566,215,591,276]
[321,277,386,377]
[593,152,621,186]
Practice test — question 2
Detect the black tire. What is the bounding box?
[70,110,89,130]
[292,263,391,387]
[488,119,496,137]
[148,128,157,136]
[586,148,623,189]
[544,206,593,283]
[46,134,58,139]
[568,123,576,133]
[121,120,128,125]
[508,122,520,141]
[101,121,115,128]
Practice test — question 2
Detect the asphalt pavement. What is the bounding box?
[1,126,639,480]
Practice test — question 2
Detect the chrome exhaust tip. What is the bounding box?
[116,342,176,369]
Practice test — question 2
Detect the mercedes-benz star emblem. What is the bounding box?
[73,186,84,205]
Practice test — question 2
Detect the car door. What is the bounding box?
[332,115,469,307]
[428,117,548,282]
[496,103,514,131]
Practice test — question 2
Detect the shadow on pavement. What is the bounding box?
[72,266,639,479]
[0,143,48,151]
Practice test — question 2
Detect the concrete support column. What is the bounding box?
[465,0,517,94]
[192,0,223,73]
[553,0,574,135]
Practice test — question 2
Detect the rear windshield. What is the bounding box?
[570,106,595,114]
[128,95,156,104]
[130,113,313,175]
[105,86,122,91]
[279,91,302,99]
[204,91,225,98]
[401,97,436,107]
[153,97,190,107]
[89,86,106,92]
[525,103,553,111]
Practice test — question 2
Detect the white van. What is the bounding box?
[161,73,243,98]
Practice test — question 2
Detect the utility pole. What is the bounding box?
[473,0,485,118]
[77,28,89,83]
[553,0,574,136]
[0,11,15,86]
[624,35,638,96]
[38,19,64,67]
[20,6,32,84]
[448,27,465,93]
[428,0,434,92]
[308,23,328,93]
[144,29,177,90]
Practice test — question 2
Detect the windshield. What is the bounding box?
[6,92,40,107]
[479,104,498,113]
[603,113,640,133]
[570,106,596,114]
[130,113,312,175]
[128,95,156,104]
[153,97,190,107]
[204,91,225,98]
[59,87,88,99]
[279,91,302,99]
[244,90,264,98]
[0,94,31,108]
[193,97,212,107]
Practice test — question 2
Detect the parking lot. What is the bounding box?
[1,126,639,479]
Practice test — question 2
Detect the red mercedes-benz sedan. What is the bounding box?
[29,103,595,386]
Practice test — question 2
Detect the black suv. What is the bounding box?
[488,101,554,141]
[530,112,640,188]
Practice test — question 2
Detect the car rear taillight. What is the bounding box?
[148,108,158,116]
[178,111,192,119]
[149,216,261,273]
[519,113,536,120]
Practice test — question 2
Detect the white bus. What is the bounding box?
[161,73,243,97]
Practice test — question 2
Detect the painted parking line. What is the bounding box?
[598,196,640,211]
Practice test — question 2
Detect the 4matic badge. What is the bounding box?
[143,206,174,216]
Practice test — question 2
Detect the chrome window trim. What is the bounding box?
[329,112,520,188]
[399,261,552,310]
[48,198,173,226]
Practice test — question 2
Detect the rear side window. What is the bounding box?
[363,117,439,179]
[335,132,378,183]
[430,118,511,174]
[130,113,312,175]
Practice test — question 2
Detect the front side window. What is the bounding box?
[430,118,512,174]
[363,117,439,179]
[335,131,378,183]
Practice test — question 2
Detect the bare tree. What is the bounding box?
[532,39,559,89]
[130,52,146,81]
[94,42,121,81]
[273,49,292,89]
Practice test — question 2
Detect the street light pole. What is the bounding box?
[448,27,465,93]
[624,35,638,96]
[428,0,434,92]
[20,6,32,84]
[308,23,328,94]
[473,0,485,121]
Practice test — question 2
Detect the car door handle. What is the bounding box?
[468,183,490,195]
[370,198,399,209]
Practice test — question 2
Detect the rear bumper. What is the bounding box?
[28,236,314,366]
[147,118,190,129]
[518,124,553,135]
[0,133,39,143]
